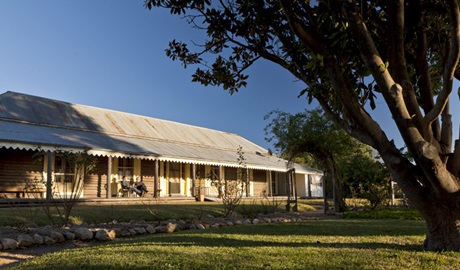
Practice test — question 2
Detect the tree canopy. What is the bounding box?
[146,0,460,250]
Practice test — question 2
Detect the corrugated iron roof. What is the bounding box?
[0,91,321,174]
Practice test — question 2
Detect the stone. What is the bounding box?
[44,236,56,246]
[64,232,75,240]
[121,230,131,237]
[51,231,65,243]
[37,227,53,237]
[95,229,109,241]
[226,221,234,226]
[74,227,93,240]
[242,219,252,225]
[95,229,115,241]
[166,223,178,233]
[151,221,160,227]
[107,230,117,239]
[17,234,34,247]
[2,238,18,250]
[134,227,147,234]
[234,219,243,225]
[33,234,44,245]
[128,228,137,235]
[112,228,122,237]
[154,225,167,233]
[252,219,260,225]
[189,224,197,230]
[196,224,205,230]
[145,225,156,234]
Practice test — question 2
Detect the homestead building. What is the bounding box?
[0,91,323,200]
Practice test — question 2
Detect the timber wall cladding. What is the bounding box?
[84,157,108,198]
[253,169,268,196]
[0,148,43,190]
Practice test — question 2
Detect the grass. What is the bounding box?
[0,199,319,227]
[5,200,457,269]
[10,219,460,270]
[343,208,423,220]
[0,201,227,227]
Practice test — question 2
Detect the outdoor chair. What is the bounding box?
[118,180,132,197]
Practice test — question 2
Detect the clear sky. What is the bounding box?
[0,1,458,152]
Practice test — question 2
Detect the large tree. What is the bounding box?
[146,0,460,250]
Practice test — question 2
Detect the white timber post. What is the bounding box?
[106,157,112,199]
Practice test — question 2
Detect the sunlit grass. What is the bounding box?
[11,219,460,270]
[343,208,423,220]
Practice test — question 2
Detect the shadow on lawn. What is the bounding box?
[200,219,426,237]
[120,233,425,253]
[113,219,426,252]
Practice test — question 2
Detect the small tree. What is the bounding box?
[265,108,355,212]
[211,146,247,217]
[34,149,97,226]
[341,150,392,209]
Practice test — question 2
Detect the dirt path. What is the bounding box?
[0,241,94,269]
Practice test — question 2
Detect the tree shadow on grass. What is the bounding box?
[15,221,429,270]
[201,219,426,237]
[126,234,424,252]
[110,220,426,252]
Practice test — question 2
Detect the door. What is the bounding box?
[169,162,181,194]
[54,155,75,196]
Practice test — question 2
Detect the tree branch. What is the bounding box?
[316,96,376,148]
[278,0,328,55]
[384,0,423,132]
[413,11,440,140]
[424,0,460,126]
[342,0,460,195]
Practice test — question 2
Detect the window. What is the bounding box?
[54,156,75,183]
[118,158,134,181]
[54,155,76,194]
[210,166,219,180]
[225,168,237,181]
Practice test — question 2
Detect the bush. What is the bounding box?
[237,200,263,219]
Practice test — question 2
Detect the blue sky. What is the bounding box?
[0,1,458,152]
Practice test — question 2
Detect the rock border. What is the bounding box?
[0,211,324,251]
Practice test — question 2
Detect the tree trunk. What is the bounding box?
[329,160,346,212]
[383,152,460,251]
[423,204,460,251]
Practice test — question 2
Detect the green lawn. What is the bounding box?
[0,201,226,227]
[0,199,315,227]
[10,219,460,270]
[4,201,459,269]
